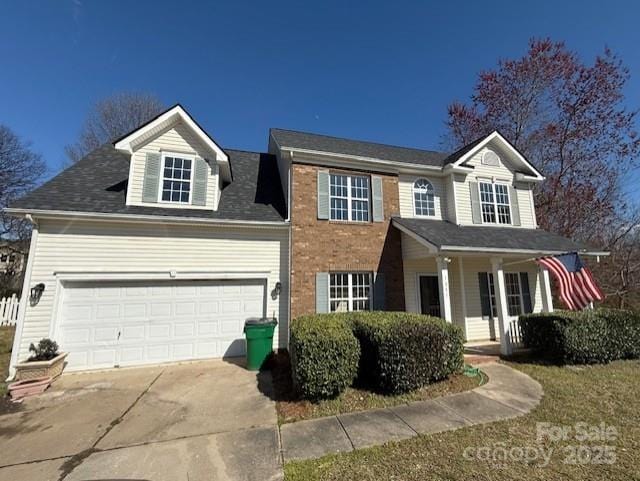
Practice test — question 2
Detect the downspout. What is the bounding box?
[7,214,39,380]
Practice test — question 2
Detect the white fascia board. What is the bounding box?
[440,245,609,256]
[114,105,232,182]
[515,172,544,183]
[452,131,545,180]
[443,164,474,175]
[4,208,289,230]
[391,219,439,253]
[283,147,446,176]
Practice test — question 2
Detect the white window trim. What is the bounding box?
[158,151,196,205]
[486,271,526,318]
[412,178,436,218]
[478,179,512,226]
[329,174,371,223]
[329,272,372,312]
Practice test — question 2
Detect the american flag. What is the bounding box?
[536,252,604,310]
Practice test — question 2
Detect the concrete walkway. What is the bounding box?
[280,362,543,461]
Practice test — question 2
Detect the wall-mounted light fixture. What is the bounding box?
[274,282,282,296]
[30,283,45,306]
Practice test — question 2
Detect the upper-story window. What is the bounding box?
[413,178,435,216]
[479,181,511,224]
[161,154,193,203]
[330,174,370,222]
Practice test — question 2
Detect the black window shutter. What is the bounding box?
[520,272,533,313]
[478,272,491,319]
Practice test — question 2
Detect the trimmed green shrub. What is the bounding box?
[289,314,360,400]
[520,308,640,364]
[351,312,464,394]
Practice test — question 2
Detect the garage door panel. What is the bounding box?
[63,305,93,321]
[175,301,196,316]
[149,324,171,339]
[92,349,117,366]
[124,303,147,319]
[122,325,145,340]
[199,301,219,315]
[174,322,195,337]
[96,304,120,319]
[58,279,265,371]
[64,328,91,344]
[94,327,119,342]
[148,345,170,360]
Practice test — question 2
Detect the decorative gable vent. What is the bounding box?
[482,150,500,166]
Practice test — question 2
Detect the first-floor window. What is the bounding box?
[504,273,524,316]
[330,272,371,312]
[481,272,530,318]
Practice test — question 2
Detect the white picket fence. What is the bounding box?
[0,294,21,326]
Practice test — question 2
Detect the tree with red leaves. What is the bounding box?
[446,38,639,244]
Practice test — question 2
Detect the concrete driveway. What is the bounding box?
[0,360,282,481]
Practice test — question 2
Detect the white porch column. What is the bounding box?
[538,266,554,313]
[491,257,513,356]
[436,256,452,323]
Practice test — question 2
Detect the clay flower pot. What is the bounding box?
[14,352,68,381]
[8,377,52,401]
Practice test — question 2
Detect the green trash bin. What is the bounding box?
[244,317,278,371]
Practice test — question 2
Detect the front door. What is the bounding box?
[419,275,441,317]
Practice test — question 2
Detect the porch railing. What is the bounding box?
[507,318,525,349]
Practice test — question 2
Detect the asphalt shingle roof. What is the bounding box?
[270,128,450,167]
[10,144,287,222]
[392,217,590,253]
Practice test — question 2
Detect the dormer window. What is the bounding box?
[160,154,193,203]
[413,178,435,216]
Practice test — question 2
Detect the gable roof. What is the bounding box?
[449,131,544,180]
[270,128,449,168]
[392,217,605,255]
[9,144,286,223]
[114,104,232,182]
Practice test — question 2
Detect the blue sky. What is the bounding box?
[1,0,639,201]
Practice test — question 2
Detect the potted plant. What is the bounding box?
[13,338,68,381]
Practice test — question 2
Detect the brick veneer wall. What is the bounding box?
[290,163,405,320]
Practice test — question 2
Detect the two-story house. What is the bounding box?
[5,105,604,377]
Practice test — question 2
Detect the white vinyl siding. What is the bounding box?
[128,122,219,210]
[398,175,445,220]
[452,144,536,228]
[15,219,289,364]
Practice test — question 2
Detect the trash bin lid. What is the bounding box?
[245,317,277,326]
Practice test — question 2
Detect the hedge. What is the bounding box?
[520,308,640,364]
[289,312,464,399]
[289,314,360,400]
[351,312,464,394]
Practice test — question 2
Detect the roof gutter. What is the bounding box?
[4,208,290,229]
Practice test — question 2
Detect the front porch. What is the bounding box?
[400,251,554,356]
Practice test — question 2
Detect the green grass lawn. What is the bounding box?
[285,360,640,481]
[0,325,16,397]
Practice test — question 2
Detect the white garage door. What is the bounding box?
[57,280,266,371]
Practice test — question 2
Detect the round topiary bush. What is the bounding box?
[289,314,360,400]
